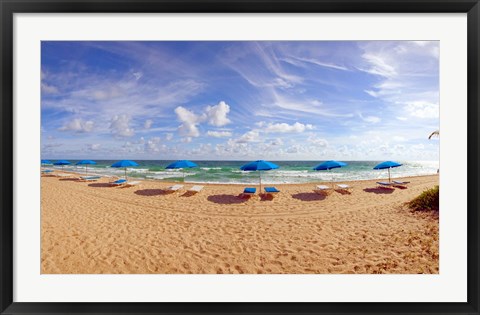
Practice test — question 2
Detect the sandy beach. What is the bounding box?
[41,174,439,274]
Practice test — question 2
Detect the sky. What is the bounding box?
[41,41,439,161]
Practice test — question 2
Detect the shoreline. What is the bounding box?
[44,168,438,187]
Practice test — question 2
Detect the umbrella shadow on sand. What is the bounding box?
[207,194,247,204]
[363,187,394,194]
[291,192,326,201]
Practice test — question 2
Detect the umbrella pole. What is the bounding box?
[183,170,185,182]
[388,168,391,182]
[330,169,334,189]
[259,171,262,192]
[125,167,127,180]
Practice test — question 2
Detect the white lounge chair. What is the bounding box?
[393,180,410,186]
[111,179,127,186]
[80,175,101,181]
[56,173,72,178]
[166,184,184,192]
[377,181,394,188]
[314,185,332,194]
[336,184,351,191]
[57,173,78,179]
[188,185,204,193]
[124,181,141,187]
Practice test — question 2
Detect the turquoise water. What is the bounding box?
[46,160,439,184]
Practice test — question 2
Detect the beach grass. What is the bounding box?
[408,185,439,211]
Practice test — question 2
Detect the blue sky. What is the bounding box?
[41,41,439,160]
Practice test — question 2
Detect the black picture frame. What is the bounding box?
[1,0,479,314]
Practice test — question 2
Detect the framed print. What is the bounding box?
[1,0,479,314]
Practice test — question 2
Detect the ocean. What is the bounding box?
[45,160,439,185]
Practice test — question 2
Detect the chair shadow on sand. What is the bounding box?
[207,194,247,204]
[180,191,198,197]
[291,192,326,201]
[59,178,79,182]
[259,193,275,201]
[134,189,171,196]
[88,183,114,188]
[363,187,394,194]
[335,189,351,195]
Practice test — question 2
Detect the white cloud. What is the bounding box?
[284,56,349,71]
[41,83,59,94]
[88,86,122,101]
[405,101,439,119]
[207,130,232,138]
[286,145,300,153]
[165,133,173,141]
[236,130,260,143]
[361,53,397,78]
[87,143,101,151]
[181,137,192,143]
[175,101,232,137]
[267,138,283,146]
[145,137,162,152]
[308,136,329,147]
[204,101,231,127]
[144,119,153,129]
[262,122,313,133]
[174,106,203,137]
[59,118,94,133]
[133,72,143,80]
[110,114,135,137]
[359,114,381,124]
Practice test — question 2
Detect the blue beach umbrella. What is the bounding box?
[313,160,347,171]
[240,160,279,192]
[313,160,348,187]
[373,161,402,182]
[111,160,139,180]
[165,160,198,181]
[54,160,71,170]
[76,160,97,175]
[41,159,52,165]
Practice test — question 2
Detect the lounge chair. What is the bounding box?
[314,185,332,194]
[336,184,352,191]
[264,187,280,194]
[111,179,127,186]
[393,180,410,186]
[80,175,101,181]
[188,185,204,193]
[241,187,256,197]
[124,181,141,187]
[377,181,394,188]
[41,169,53,173]
[56,173,73,178]
[166,184,184,192]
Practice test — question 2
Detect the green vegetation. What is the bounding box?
[408,186,439,211]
